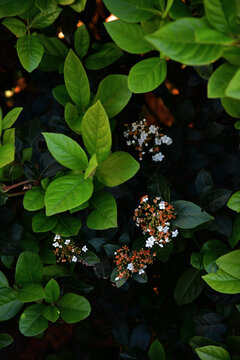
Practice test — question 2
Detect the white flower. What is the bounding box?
[127,263,134,271]
[146,236,155,248]
[54,234,60,241]
[115,277,119,281]
[165,237,169,242]
[53,242,59,247]
[157,225,163,232]
[126,140,131,146]
[161,135,173,145]
[132,123,138,131]
[149,125,157,134]
[155,137,162,145]
[172,229,179,237]
[64,239,71,245]
[72,256,77,262]
[142,195,148,202]
[159,201,165,210]
[149,148,154,153]
[159,243,164,248]
[123,131,129,138]
[132,140,135,144]
[82,245,88,252]
[139,269,145,275]
[163,226,169,233]
[152,152,165,162]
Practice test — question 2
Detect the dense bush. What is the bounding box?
[0,0,240,359]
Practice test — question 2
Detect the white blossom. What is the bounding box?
[152,152,165,162]
[159,201,165,210]
[127,263,134,271]
[82,245,88,252]
[72,256,77,262]
[161,135,173,145]
[64,239,71,245]
[172,229,179,237]
[146,236,155,248]
[139,269,145,275]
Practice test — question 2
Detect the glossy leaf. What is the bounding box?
[208,64,238,98]
[52,215,82,236]
[85,43,123,70]
[15,251,43,285]
[64,102,82,134]
[229,214,240,248]
[44,279,60,303]
[174,268,205,305]
[23,186,44,211]
[74,24,90,58]
[2,107,22,130]
[17,284,45,303]
[57,293,91,323]
[0,333,13,349]
[87,191,117,230]
[204,0,230,34]
[216,250,240,279]
[16,35,44,72]
[203,269,240,294]
[0,288,23,321]
[0,144,15,168]
[103,0,155,22]
[221,97,240,118]
[19,304,48,337]
[196,345,231,360]
[32,212,58,233]
[227,191,240,212]
[0,0,31,17]
[2,17,27,37]
[43,305,59,322]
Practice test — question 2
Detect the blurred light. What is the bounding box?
[14,86,21,93]
[105,14,118,22]
[181,64,186,69]
[58,31,65,39]
[6,100,15,107]
[172,88,179,95]
[153,287,159,295]
[77,20,83,27]
[4,89,14,98]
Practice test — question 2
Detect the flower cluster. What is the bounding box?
[134,196,178,248]
[123,118,173,161]
[52,234,88,263]
[114,245,156,281]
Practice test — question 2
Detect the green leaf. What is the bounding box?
[17,284,45,302]
[43,305,59,322]
[194,28,234,45]
[87,191,117,230]
[0,0,31,17]
[31,8,62,29]
[16,35,44,73]
[96,151,140,187]
[196,345,231,360]
[15,251,43,285]
[70,0,87,12]
[94,74,132,118]
[223,47,240,66]
[84,153,98,179]
[44,279,60,303]
[3,128,15,145]
[104,20,153,54]
[229,214,240,248]
[208,64,238,98]
[52,84,72,107]
[2,17,27,37]
[2,107,22,130]
[85,43,123,70]
[57,293,91,323]
[216,250,240,279]
[227,191,240,212]
[52,215,82,236]
[82,100,112,162]
[221,97,240,118]
[148,339,166,360]
[36,0,58,11]
[64,49,90,109]
[0,271,9,288]
[43,132,88,170]
[169,0,191,19]
[43,265,70,278]
[23,186,44,211]
[172,200,214,229]
[128,57,167,93]
[0,333,13,349]
[0,144,15,168]
[190,337,219,350]
[203,269,240,294]
[19,304,48,337]
[74,24,90,58]
[0,288,23,321]
[70,201,89,213]
[79,250,100,266]
[45,175,93,216]
[204,0,230,34]
[102,0,155,22]
[146,18,224,65]
[64,103,82,134]
[162,0,174,18]
[191,252,204,270]
[37,35,68,72]
[32,212,58,233]
[174,268,205,305]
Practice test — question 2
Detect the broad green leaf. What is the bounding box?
[43,305,59,322]
[44,279,60,303]
[94,74,132,118]
[64,103,82,134]
[225,68,240,100]
[15,251,43,285]
[203,252,222,274]
[96,151,140,187]
[84,154,98,179]
[45,175,93,216]
[0,271,9,287]
[32,212,58,232]
[204,0,230,34]
[190,337,219,350]
[57,293,91,323]
[69,202,89,213]
[146,18,224,65]
[36,0,58,11]
[2,17,27,37]
[162,0,174,18]
[31,8,62,29]
[85,43,123,70]
[82,100,111,162]
[223,47,240,66]
[43,132,88,170]
[2,107,22,130]
[0,144,15,168]
[194,28,234,45]
[3,129,15,145]
[229,214,240,248]
[103,0,155,22]
[52,84,72,106]
[196,345,231,360]
[221,97,240,118]
[200,239,228,254]
[203,269,240,294]
[16,35,44,73]
[148,339,166,360]
[87,191,117,230]
[169,0,191,19]
[43,265,70,278]
[0,0,31,17]
[105,20,153,54]
[174,268,205,305]
[17,284,45,303]
[216,250,240,279]
[0,288,23,321]
[64,49,90,108]
[0,333,13,349]
[208,64,238,98]
[19,304,48,337]
[74,24,90,58]
[70,0,87,12]
[172,200,214,229]
[128,57,167,93]
[23,186,44,211]
[37,35,68,72]
[227,191,240,212]
[191,252,204,270]
[52,215,82,236]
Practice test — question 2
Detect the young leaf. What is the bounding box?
[16,35,44,72]
[221,97,240,118]
[44,279,60,303]
[19,304,48,337]
[82,100,112,163]
[45,175,93,216]
[64,49,90,108]
[2,107,22,130]
[84,153,98,179]
[0,333,13,349]
[15,251,43,285]
[30,8,62,29]
[43,132,88,170]
[128,57,167,93]
[216,250,240,279]
[0,144,15,168]
[17,284,45,303]
[196,345,231,360]
[64,103,82,134]
[2,17,27,37]
[74,24,90,58]
[227,191,240,212]
[96,151,140,187]
[85,43,123,70]
[70,0,87,12]
[23,186,44,211]
[148,339,166,360]
[174,268,205,305]
[57,293,91,323]
[94,75,132,118]
[43,305,59,322]
[52,84,72,106]
[87,191,117,230]
[0,288,23,321]
[203,269,240,294]
[3,129,15,145]
[208,64,238,98]
[32,212,58,233]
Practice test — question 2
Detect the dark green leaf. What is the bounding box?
[174,268,205,305]
[16,35,44,72]
[19,304,48,336]
[15,251,43,285]
[57,293,91,323]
